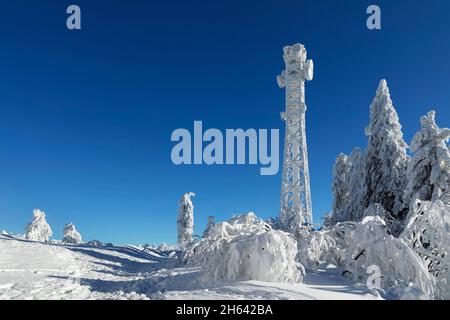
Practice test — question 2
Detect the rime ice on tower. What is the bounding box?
[277,43,314,232]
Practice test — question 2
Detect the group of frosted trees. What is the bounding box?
[328,79,449,299]
[25,209,82,244]
[331,80,449,233]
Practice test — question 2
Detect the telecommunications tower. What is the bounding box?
[277,43,314,232]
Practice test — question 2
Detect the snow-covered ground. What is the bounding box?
[0,234,382,300]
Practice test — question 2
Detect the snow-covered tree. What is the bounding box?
[363,79,409,219]
[177,192,195,248]
[346,148,365,221]
[401,199,450,299]
[63,223,82,244]
[25,209,53,242]
[404,111,450,207]
[331,153,352,224]
[203,216,215,238]
[186,212,303,283]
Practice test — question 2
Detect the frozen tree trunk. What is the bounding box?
[63,223,82,244]
[363,79,409,220]
[25,209,53,242]
[404,111,450,208]
[177,192,195,248]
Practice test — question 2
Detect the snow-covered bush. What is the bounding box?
[187,212,303,283]
[62,223,82,244]
[401,200,450,299]
[363,79,409,219]
[25,209,53,242]
[177,192,195,248]
[342,215,434,298]
[297,229,337,270]
[87,240,103,247]
[404,111,450,208]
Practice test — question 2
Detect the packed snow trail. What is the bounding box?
[0,235,382,300]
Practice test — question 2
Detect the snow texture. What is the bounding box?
[63,223,82,244]
[25,209,53,242]
[187,212,304,283]
[177,192,195,248]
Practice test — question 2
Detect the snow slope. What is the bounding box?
[0,235,382,300]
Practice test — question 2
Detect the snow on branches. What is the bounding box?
[363,79,409,219]
[186,212,304,283]
[402,200,450,299]
[404,111,450,207]
[25,209,53,242]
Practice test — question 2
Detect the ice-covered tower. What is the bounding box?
[277,43,314,231]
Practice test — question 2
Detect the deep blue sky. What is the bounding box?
[0,0,449,244]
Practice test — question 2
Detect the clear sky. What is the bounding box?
[0,0,449,244]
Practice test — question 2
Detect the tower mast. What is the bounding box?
[277,43,314,232]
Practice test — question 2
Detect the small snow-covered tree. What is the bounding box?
[25,209,53,242]
[177,192,195,248]
[346,148,365,221]
[63,223,82,244]
[203,216,215,238]
[363,79,409,219]
[404,111,450,207]
[331,153,352,224]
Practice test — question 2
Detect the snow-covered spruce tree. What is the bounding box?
[62,223,82,244]
[363,79,409,220]
[25,209,53,242]
[177,192,195,248]
[331,153,352,224]
[404,111,450,207]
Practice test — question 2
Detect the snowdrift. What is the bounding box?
[186,212,303,283]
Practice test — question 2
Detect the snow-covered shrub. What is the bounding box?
[297,229,337,270]
[342,215,434,298]
[187,212,303,283]
[404,111,450,208]
[363,79,409,219]
[62,223,82,244]
[177,192,195,248]
[87,240,103,247]
[362,203,403,236]
[25,209,53,242]
[401,200,450,299]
